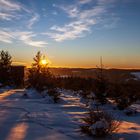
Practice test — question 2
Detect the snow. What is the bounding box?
[91,119,109,129]
[124,107,137,116]
[0,88,140,139]
[131,72,140,80]
[90,119,109,135]
[0,88,88,140]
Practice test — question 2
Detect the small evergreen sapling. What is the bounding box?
[81,106,120,137]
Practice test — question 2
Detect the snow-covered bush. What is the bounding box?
[116,97,132,110]
[23,88,42,99]
[108,81,137,110]
[80,91,94,105]
[22,92,29,99]
[81,107,120,137]
[89,119,110,136]
[124,107,137,116]
[88,100,101,109]
[48,88,60,103]
[81,91,91,99]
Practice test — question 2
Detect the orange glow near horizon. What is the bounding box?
[12,58,140,70]
[12,62,140,70]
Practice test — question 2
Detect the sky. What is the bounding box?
[0,0,140,69]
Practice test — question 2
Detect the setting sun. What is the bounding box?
[40,59,48,65]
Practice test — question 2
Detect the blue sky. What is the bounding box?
[0,0,140,68]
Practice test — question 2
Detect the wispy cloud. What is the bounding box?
[0,0,48,47]
[0,0,21,11]
[44,0,110,42]
[0,12,15,20]
[79,0,92,4]
[98,0,116,5]
[0,29,48,47]
[0,30,13,43]
[24,40,48,48]
[27,14,39,29]
[45,19,96,42]
[0,0,33,21]
[0,0,22,21]
[43,0,117,42]
[0,0,118,44]
[17,32,48,47]
[79,7,105,19]
[58,5,79,18]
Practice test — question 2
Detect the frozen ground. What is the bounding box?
[0,88,140,140]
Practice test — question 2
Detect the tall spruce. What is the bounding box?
[0,50,12,86]
[28,51,53,91]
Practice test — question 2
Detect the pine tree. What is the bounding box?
[32,51,42,73]
[28,51,54,91]
[94,57,108,104]
[0,50,12,86]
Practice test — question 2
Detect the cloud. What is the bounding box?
[0,1,47,47]
[58,5,79,18]
[0,12,15,20]
[79,0,92,4]
[0,30,13,43]
[45,19,96,42]
[0,0,21,21]
[0,0,32,21]
[79,6,105,19]
[15,31,48,47]
[58,4,105,19]
[24,40,48,48]
[0,0,21,11]
[0,29,48,47]
[43,0,117,42]
[27,14,39,29]
[98,0,116,5]
[17,32,48,47]
[44,1,106,41]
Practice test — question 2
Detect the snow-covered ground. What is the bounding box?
[131,72,140,80]
[0,88,140,140]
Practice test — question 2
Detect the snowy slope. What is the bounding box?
[0,89,89,140]
[0,88,140,140]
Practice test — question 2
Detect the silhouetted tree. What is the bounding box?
[28,51,54,91]
[94,57,108,104]
[0,50,12,86]
[32,51,42,73]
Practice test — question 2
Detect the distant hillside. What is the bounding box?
[49,67,140,80]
